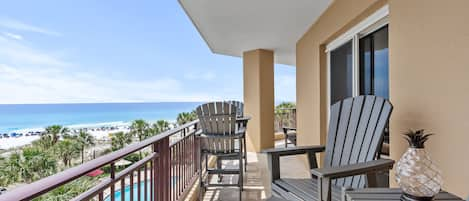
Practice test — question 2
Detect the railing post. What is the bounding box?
[194,123,200,173]
[153,142,159,201]
[154,136,170,201]
[110,162,115,201]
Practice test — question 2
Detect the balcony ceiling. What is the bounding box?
[179,0,332,66]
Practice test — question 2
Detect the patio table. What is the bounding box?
[345,188,464,201]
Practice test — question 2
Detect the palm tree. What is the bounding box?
[32,177,98,201]
[176,111,197,125]
[20,147,57,183]
[74,130,95,164]
[275,102,296,129]
[0,152,21,186]
[54,139,80,167]
[110,131,132,151]
[151,120,170,136]
[129,119,150,159]
[33,135,55,150]
[130,119,150,141]
[0,149,57,185]
[44,125,70,145]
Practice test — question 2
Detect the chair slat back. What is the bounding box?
[196,102,238,153]
[323,96,392,188]
[228,101,244,117]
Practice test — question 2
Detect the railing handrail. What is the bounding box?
[0,119,200,201]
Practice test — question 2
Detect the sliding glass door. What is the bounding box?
[359,25,389,99]
[330,41,354,105]
[328,25,389,105]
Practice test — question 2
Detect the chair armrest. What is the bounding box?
[262,145,325,156]
[195,127,246,138]
[263,146,325,182]
[196,133,245,139]
[282,127,297,131]
[235,127,246,135]
[313,159,394,201]
[236,116,251,122]
[236,116,250,128]
[311,159,394,179]
[237,116,251,121]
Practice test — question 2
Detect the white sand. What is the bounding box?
[0,122,131,150]
[0,136,41,150]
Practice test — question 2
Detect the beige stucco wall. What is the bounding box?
[243,49,275,152]
[296,0,387,158]
[296,0,469,198]
[388,0,469,197]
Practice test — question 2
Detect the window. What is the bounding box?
[330,41,353,105]
[326,5,389,106]
[359,25,389,99]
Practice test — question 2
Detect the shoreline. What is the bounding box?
[0,120,176,150]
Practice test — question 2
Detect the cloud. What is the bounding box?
[0,63,215,104]
[0,18,61,37]
[0,32,217,104]
[2,32,23,40]
[184,71,216,81]
[0,35,71,67]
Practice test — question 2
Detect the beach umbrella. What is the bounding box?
[115,159,132,166]
[86,169,104,177]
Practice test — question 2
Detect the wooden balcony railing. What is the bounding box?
[0,120,201,201]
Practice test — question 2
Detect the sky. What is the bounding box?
[0,1,296,104]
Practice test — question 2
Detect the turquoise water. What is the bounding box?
[0,102,201,133]
[105,181,152,201]
[105,178,178,201]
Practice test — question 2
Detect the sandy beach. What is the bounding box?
[0,122,131,150]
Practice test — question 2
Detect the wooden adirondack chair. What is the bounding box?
[220,101,248,172]
[196,102,246,201]
[264,96,395,201]
[228,100,244,117]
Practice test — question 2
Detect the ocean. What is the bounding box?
[0,102,202,133]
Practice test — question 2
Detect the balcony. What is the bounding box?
[0,121,201,201]
[1,0,469,200]
[0,117,306,201]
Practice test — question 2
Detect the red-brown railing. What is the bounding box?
[0,120,200,201]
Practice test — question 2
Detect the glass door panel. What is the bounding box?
[330,40,353,105]
[359,25,389,154]
[359,25,389,99]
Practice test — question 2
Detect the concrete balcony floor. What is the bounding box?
[201,141,310,201]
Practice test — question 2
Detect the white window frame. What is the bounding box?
[326,5,389,117]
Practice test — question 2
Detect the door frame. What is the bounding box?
[326,5,389,117]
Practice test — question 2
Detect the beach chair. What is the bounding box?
[282,127,297,147]
[228,100,244,117]
[196,102,246,201]
[264,96,394,201]
[219,101,248,172]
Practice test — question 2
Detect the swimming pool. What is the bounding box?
[105,177,178,201]
[105,181,151,201]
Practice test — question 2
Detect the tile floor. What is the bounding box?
[200,140,310,201]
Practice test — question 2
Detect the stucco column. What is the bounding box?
[243,49,275,152]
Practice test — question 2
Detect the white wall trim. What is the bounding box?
[325,5,389,52]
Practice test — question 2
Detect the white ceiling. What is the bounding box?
[179,0,332,66]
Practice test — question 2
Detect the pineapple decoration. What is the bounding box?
[396,129,443,201]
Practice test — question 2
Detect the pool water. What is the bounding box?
[105,177,178,201]
[105,181,151,201]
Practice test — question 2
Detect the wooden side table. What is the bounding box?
[346,188,464,201]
